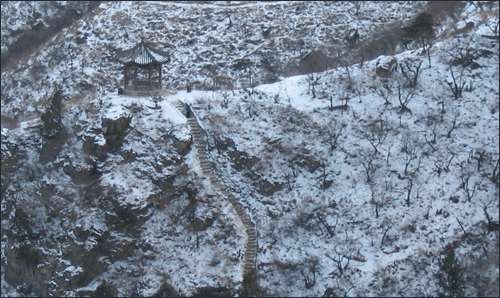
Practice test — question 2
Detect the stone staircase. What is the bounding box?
[172,100,258,277]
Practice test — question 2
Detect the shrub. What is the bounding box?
[435,244,464,297]
[152,282,179,297]
[16,244,41,266]
[241,270,263,297]
[90,281,116,297]
[402,13,435,41]
[192,286,232,297]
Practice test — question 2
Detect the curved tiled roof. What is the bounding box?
[115,40,170,66]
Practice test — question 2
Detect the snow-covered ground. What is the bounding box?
[1,1,499,297]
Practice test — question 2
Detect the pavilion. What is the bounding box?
[115,39,170,95]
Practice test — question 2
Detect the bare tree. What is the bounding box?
[431,96,446,122]
[404,159,422,207]
[446,113,460,138]
[424,118,439,152]
[483,206,500,232]
[399,59,423,88]
[483,15,499,36]
[369,179,392,219]
[316,212,338,237]
[377,81,393,105]
[300,258,318,289]
[396,83,415,116]
[458,160,480,202]
[329,93,350,114]
[491,158,499,187]
[402,134,422,177]
[326,246,350,276]
[361,154,381,183]
[446,66,466,100]
[316,163,338,190]
[362,119,391,155]
[325,119,346,151]
[306,73,321,99]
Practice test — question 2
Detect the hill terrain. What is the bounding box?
[1,1,499,296]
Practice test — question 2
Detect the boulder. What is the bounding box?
[376,56,397,78]
[101,116,131,152]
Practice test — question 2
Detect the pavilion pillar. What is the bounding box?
[124,66,128,88]
[148,67,152,90]
[159,65,162,90]
[134,67,138,91]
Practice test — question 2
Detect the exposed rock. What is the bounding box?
[40,89,62,138]
[214,136,236,153]
[376,56,397,78]
[102,116,131,152]
[39,129,69,165]
[173,137,191,156]
[255,179,283,197]
[3,242,47,296]
[105,201,153,237]
[191,215,218,231]
[228,149,260,171]
[82,134,108,161]
[297,50,332,74]
[62,160,99,185]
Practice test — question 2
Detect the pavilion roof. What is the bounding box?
[115,40,170,66]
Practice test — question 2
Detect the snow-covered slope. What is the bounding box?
[1,1,499,297]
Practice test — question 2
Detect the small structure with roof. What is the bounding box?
[115,39,170,95]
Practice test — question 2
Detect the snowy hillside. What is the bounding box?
[1,1,499,297]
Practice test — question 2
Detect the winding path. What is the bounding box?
[171,100,258,278]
